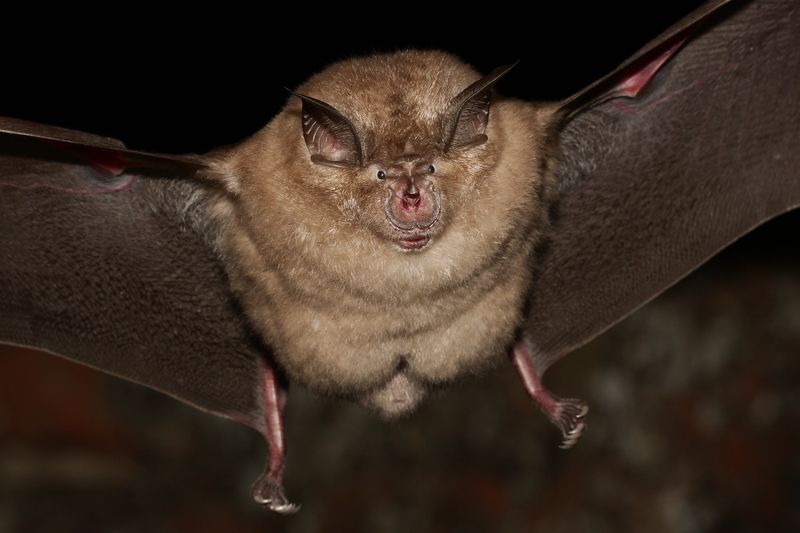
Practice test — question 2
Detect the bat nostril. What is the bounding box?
[403,191,421,207]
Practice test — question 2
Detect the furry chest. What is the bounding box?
[263,262,529,402]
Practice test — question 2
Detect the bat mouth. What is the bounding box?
[396,233,431,250]
[385,197,439,252]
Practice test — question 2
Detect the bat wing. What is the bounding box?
[526,0,800,368]
[0,124,269,435]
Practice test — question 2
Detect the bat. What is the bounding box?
[1,0,798,514]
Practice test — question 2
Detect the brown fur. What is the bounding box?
[208,50,557,417]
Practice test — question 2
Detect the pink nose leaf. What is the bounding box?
[403,190,421,209]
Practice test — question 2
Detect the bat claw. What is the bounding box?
[268,501,302,514]
[551,398,589,449]
[251,473,301,514]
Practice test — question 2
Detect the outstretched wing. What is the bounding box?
[526,0,800,367]
[0,125,269,434]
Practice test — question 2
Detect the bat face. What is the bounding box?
[287,52,511,255]
[212,50,557,415]
[326,140,446,254]
[293,88,446,253]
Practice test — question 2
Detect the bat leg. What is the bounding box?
[511,339,589,449]
[250,362,300,514]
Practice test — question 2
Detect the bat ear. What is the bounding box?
[444,63,516,152]
[293,92,363,167]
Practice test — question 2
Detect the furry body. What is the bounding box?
[211,51,556,416]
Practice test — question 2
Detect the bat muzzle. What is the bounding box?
[383,176,441,236]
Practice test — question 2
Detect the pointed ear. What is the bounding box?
[444,63,516,152]
[293,92,363,167]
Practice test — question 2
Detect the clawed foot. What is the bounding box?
[251,473,300,514]
[548,397,589,449]
[510,340,589,449]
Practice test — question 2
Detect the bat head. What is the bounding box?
[214,51,553,301]
[290,52,514,253]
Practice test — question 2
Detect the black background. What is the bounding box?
[2,3,722,153]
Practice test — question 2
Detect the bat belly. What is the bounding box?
[268,264,528,417]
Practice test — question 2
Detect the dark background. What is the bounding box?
[1,3,799,532]
[0,3,729,152]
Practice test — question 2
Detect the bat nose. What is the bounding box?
[383,172,440,231]
[403,182,420,207]
[384,158,437,220]
[388,174,422,208]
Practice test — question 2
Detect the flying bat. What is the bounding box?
[1,0,798,514]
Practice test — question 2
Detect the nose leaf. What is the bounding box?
[403,181,421,208]
[384,176,440,231]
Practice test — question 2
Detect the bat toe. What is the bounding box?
[251,474,301,514]
[552,398,589,449]
[269,501,302,514]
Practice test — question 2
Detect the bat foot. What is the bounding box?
[511,340,588,449]
[550,398,589,449]
[251,474,301,514]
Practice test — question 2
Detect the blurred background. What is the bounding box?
[2,2,799,531]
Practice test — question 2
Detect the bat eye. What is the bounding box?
[377,170,386,180]
[428,165,436,174]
